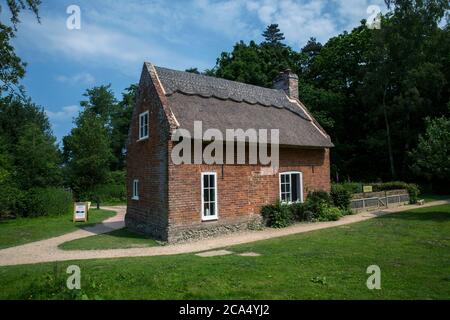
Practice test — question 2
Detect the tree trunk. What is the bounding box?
[382,88,396,179]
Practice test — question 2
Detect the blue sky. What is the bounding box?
[5,0,386,142]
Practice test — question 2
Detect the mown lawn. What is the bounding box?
[59,228,160,251]
[0,205,449,300]
[0,209,115,250]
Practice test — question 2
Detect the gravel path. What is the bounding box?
[0,201,448,267]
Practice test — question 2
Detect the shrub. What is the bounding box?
[25,187,73,217]
[331,184,352,213]
[317,205,343,222]
[336,182,363,194]
[290,202,306,221]
[304,191,333,218]
[304,191,344,222]
[372,181,420,204]
[0,183,25,218]
[261,201,294,228]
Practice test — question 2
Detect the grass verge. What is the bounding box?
[59,228,160,251]
[0,209,115,249]
[0,205,449,299]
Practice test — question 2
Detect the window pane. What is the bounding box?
[209,175,215,188]
[204,189,209,202]
[281,184,286,193]
[203,175,209,188]
[204,203,210,216]
[291,174,299,202]
[209,203,215,216]
[209,189,215,202]
[281,175,286,183]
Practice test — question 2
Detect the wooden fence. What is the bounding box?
[350,189,410,212]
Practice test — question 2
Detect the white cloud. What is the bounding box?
[16,8,209,74]
[13,0,390,74]
[45,105,80,123]
[56,72,95,86]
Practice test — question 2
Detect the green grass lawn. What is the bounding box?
[59,228,160,251]
[0,209,115,250]
[0,205,449,300]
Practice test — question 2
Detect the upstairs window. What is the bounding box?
[132,179,139,200]
[201,172,218,221]
[280,172,303,203]
[139,111,149,140]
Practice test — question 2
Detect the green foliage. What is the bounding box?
[80,84,118,129]
[261,201,294,228]
[0,0,41,95]
[24,188,73,217]
[410,116,450,193]
[331,184,352,212]
[110,85,136,170]
[262,24,285,45]
[304,191,332,212]
[262,191,345,227]
[15,123,62,189]
[303,191,344,222]
[212,39,302,88]
[63,110,113,197]
[0,96,62,217]
[290,202,306,221]
[80,184,126,205]
[372,181,421,204]
[335,182,363,194]
[317,205,343,222]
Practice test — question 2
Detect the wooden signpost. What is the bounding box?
[73,202,89,223]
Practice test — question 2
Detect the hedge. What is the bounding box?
[25,187,73,217]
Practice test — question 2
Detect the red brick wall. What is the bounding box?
[125,66,171,240]
[167,146,330,240]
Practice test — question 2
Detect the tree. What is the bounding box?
[15,123,62,190]
[63,110,113,198]
[80,84,118,129]
[410,116,450,193]
[111,84,136,170]
[0,95,61,216]
[0,0,41,95]
[262,24,285,45]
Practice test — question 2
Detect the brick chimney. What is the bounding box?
[273,69,299,100]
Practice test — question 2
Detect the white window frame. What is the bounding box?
[201,172,218,221]
[138,111,149,141]
[132,179,139,200]
[279,171,303,204]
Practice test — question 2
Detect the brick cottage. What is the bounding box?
[126,62,333,242]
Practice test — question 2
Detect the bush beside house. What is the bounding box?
[262,189,353,228]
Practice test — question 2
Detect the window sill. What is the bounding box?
[137,136,149,142]
[202,216,218,222]
[132,197,140,201]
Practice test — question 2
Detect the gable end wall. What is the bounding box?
[125,66,171,240]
